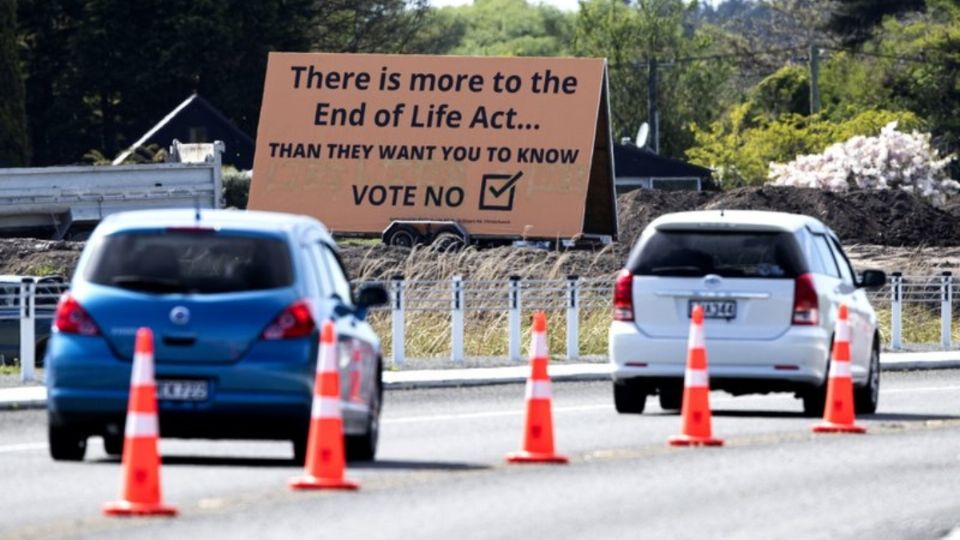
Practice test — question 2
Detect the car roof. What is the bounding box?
[649,210,830,235]
[94,209,334,243]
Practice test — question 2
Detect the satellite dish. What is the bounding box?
[636,123,650,148]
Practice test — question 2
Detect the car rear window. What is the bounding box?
[85,231,294,294]
[628,230,807,278]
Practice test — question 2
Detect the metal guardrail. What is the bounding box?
[366,274,960,365]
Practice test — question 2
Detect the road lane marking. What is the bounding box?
[0,442,46,453]
[383,404,612,424]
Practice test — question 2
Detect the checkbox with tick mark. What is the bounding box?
[479,171,524,211]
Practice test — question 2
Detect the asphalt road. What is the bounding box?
[2,371,960,540]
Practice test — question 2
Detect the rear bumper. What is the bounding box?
[45,334,366,440]
[608,321,851,391]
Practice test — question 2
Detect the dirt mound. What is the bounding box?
[700,186,960,246]
[616,189,717,247]
[0,239,83,277]
[4,186,960,282]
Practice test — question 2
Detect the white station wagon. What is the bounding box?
[608,210,886,416]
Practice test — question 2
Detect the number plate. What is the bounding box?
[689,300,737,320]
[156,379,209,401]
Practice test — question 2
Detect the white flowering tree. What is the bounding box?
[769,122,958,204]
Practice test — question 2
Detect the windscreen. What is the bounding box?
[85,231,294,294]
[629,230,806,278]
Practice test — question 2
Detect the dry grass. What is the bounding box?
[370,304,956,364]
[369,307,613,361]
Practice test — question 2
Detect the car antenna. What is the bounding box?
[194,193,201,223]
[720,208,725,217]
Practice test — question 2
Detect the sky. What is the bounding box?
[429,0,723,11]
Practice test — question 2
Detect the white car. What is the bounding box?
[608,210,886,416]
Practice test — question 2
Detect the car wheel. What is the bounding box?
[345,369,382,462]
[103,434,123,457]
[49,423,86,461]
[658,384,683,412]
[613,380,647,414]
[854,345,880,414]
[431,231,465,252]
[292,435,308,466]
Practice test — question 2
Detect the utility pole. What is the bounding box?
[809,42,821,115]
[647,57,659,154]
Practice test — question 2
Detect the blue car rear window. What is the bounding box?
[85,231,294,294]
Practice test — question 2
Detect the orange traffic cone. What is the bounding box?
[669,305,723,447]
[290,320,359,490]
[813,305,866,434]
[506,312,568,464]
[103,328,177,517]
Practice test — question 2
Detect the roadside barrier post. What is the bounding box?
[19,278,35,383]
[509,276,522,362]
[890,272,902,350]
[566,275,579,360]
[451,275,464,363]
[391,275,405,366]
[941,272,952,349]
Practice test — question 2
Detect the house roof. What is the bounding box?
[112,94,255,166]
[613,143,712,179]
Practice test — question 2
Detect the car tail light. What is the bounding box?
[261,300,315,339]
[792,273,819,326]
[613,269,634,322]
[54,294,101,336]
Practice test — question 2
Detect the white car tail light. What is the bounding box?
[613,269,634,322]
[792,273,819,326]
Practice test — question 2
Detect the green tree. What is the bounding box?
[17,0,427,165]
[435,0,574,57]
[686,108,921,187]
[0,0,30,166]
[574,0,737,157]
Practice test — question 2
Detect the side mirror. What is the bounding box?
[858,270,886,289]
[356,283,389,308]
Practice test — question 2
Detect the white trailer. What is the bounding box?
[0,140,223,239]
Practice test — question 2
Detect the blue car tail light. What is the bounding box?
[54,294,101,336]
[261,300,315,340]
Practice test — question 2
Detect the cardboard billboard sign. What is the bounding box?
[249,53,617,240]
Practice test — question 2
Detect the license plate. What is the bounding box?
[156,379,209,401]
[689,300,737,320]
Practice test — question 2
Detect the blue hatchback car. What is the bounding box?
[45,209,388,462]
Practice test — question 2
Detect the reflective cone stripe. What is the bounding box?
[290,321,359,490]
[103,327,177,517]
[813,305,865,434]
[669,305,723,447]
[506,312,568,464]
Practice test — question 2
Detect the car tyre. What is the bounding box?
[103,433,123,457]
[613,380,647,414]
[49,423,86,461]
[292,435,308,466]
[854,345,880,414]
[346,370,382,462]
[658,384,683,412]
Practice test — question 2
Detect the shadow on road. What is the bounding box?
[90,455,297,468]
[866,412,960,422]
[349,459,490,472]
[711,410,807,418]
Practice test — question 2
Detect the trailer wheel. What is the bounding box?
[383,225,421,248]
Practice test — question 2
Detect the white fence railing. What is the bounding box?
[3,279,69,382]
[370,273,960,365]
[11,274,960,378]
